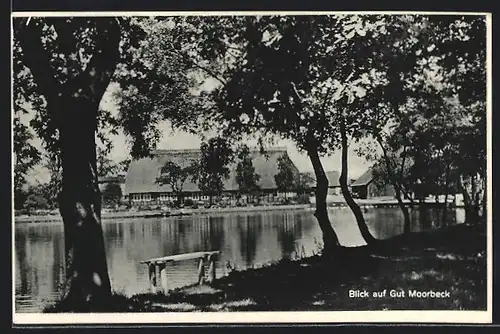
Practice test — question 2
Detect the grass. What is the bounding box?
[45,221,487,312]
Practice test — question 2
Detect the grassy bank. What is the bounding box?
[46,221,486,313]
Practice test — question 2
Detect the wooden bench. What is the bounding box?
[140,251,220,294]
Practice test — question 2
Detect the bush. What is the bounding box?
[102,183,122,207]
[23,194,49,211]
[297,194,311,204]
[137,205,153,211]
[184,198,194,207]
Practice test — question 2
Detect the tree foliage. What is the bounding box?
[192,137,234,203]
[156,161,195,202]
[13,117,41,193]
[294,172,315,195]
[356,15,486,224]
[274,154,296,194]
[13,17,146,156]
[96,147,120,177]
[23,193,49,211]
[101,182,122,207]
[118,158,132,173]
[235,145,261,195]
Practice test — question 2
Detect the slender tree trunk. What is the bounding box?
[471,175,479,219]
[306,144,340,256]
[460,179,472,223]
[340,120,377,245]
[56,97,111,311]
[394,186,412,234]
[482,179,487,219]
[375,136,411,235]
[441,164,451,225]
[459,176,476,224]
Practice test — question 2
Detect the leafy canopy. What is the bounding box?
[235,144,261,194]
[156,161,195,196]
[192,137,234,198]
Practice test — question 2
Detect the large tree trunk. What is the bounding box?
[340,120,377,246]
[17,17,122,312]
[306,144,340,257]
[56,97,111,311]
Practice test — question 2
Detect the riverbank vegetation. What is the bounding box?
[14,14,486,311]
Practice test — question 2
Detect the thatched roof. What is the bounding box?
[98,175,125,184]
[304,170,341,187]
[351,168,373,187]
[124,147,299,195]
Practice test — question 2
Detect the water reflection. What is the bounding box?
[15,207,464,312]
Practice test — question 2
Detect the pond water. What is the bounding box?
[14,206,464,313]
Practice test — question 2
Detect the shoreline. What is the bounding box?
[14,198,464,224]
[14,203,313,224]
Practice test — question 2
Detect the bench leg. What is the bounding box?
[148,264,156,293]
[208,255,216,283]
[159,263,169,294]
[197,258,205,285]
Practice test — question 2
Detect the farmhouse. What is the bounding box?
[98,175,126,195]
[350,168,395,199]
[124,147,300,205]
[304,170,342,195]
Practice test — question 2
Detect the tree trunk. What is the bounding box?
[16,17,122,312]
[56,97,111,311]
[394,186,412,235]
[482,180,487,219]
[459,176,476,224]
[306,144,340,257]
[375,136,411,235]
[441,164,451,225]
[340,121,377,246]
[471,175,480,219]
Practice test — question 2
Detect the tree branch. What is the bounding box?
[16,18,60,104]
[50,18,79,81]
[399,144,407,183]
[83,18,122,106]
[290,81,312,115]
[167,41,227,87]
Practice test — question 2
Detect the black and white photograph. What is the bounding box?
[12,11,491,324]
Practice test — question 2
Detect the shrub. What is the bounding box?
[184,198,194,207]
[297,194,311,204]
[23,194,49,211]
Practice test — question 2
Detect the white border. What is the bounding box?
[12,311,492,324]
[11,11,493,325]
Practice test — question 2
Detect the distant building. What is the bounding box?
[124,147,300,205]
[350,168,395,199]
[305,171,342,196]
[98,174,126,196]
[98,175,125,194]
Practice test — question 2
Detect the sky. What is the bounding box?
[24,83,375,185]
